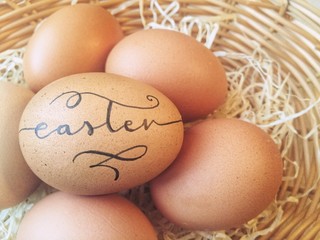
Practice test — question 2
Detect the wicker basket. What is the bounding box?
[0,0,319,239]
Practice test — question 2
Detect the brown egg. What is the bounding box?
[23,4,124,92]
[19,72,183,195]
[150,118,283,231]
[0,82,41,210]
[105,29,228,122]
[16,192,157,240]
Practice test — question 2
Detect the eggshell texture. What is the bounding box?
[16,192,157,240]
[23,4,123,92]
[19,72,183,195]
[0,82,41,210]
[105,29,228,122]
[150,118,283,231]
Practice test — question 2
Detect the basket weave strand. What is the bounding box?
[0,0,320,239]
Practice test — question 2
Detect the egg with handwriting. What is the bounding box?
[17,192,157,240]
[0,82,41,210]
[105,29,228,122]
[23,4,123,92]
[19,72,183,195]
[150,118,283,231]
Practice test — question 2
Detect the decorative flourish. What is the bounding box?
[49,91,160,110]
[72,145,148,181]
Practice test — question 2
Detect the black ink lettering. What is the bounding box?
[56,124,72,135]
[19,122,50,139]
[19,90,180,177]
[19,90,182,139]
[35,122,48,139]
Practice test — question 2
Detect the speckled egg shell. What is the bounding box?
[19,72,183,195]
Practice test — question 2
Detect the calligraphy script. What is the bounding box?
[19,91,182,180]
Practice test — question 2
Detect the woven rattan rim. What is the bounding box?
[0,0,319,239]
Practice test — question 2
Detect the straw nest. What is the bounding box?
[0,0,319,239]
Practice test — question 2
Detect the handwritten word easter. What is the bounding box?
[19,91,182,180]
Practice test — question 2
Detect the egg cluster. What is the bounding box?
[0,4,283,239]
